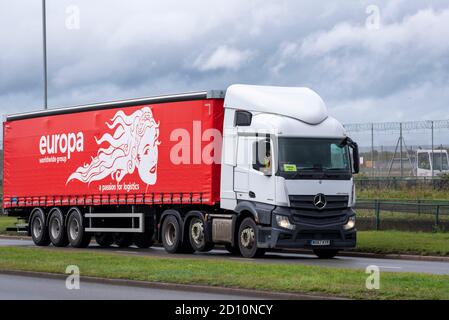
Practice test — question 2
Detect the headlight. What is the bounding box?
[275,215,295,230]
[344,216,356,230]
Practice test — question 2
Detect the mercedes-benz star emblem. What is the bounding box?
[313,194,327,209]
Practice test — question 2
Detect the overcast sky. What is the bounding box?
[1,0,449,133]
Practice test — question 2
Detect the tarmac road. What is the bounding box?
[1,238,448,275]
[0,273,262,300]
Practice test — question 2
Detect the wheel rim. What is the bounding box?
[32,217,43,238]
[240,227,255,249]
[50,217,61,240]
[165,222,176,247]
[69,218,80,241]
[191,220,204,246]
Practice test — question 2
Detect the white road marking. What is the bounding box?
[376,265,402,269]
[115,251,138,254]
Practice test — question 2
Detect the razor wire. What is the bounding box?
[344,120,449,133]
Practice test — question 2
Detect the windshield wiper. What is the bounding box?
[284,169,326,179]
[297,167,324,171]
[283,167,350,179]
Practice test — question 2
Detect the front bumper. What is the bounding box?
[256,206,357,250]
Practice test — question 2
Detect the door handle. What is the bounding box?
[249,191,256,198]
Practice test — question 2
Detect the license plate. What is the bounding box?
[310,240,331,246]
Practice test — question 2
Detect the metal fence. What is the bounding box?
[355,199,449,232]
[345,120,449,178]
[355,177,449,190]
[1,196,447,233]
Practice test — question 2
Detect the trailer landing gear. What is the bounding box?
[133,233,154,249]
[114,234,133,248]
[95,233,114,247]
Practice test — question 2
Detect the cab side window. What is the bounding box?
[253,138,272,175]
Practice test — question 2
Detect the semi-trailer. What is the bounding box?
[2,84,359,258]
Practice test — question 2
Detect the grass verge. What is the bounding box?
[357,231,449,256]
[1,247,449,300]
[0,215,20,234]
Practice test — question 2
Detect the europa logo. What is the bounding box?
[39,132,84,160]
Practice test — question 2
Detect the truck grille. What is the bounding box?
[289,195,349,211]
[291,210,348,226]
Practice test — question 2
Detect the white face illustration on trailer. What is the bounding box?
[66,107,160,186]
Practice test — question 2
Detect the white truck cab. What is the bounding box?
[417,149,449,177]
[220,85,359,258]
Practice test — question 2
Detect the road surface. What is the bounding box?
[1,238,448,275]
[0,273,262,300]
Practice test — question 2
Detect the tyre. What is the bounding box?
[114,233,133,248]
[161,215,183,253]
[224,243,240,256]
[313,249,339,259]
[189,217,214,252]
[30,209,50,246]
[48,208,68,247]
[133,232,154,249]
[95,233,114,248]
[238,218,265,258]
[67,208,91,248]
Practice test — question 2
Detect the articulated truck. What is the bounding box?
[2,85,359,258]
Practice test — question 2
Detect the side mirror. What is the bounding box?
[340,137,360,174]
[351,142,360,174]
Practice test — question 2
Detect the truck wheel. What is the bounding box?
[224,243,240,256]
[67,208,91,248]
[133,233,154,249]
[30,209,50,246]
[161,215,182,253]
[313,249,339,259]
[238,218,265,258]
[114,233,133,248]
[95,233,114,248]
[48,208,68,247]
[189,217,214,252]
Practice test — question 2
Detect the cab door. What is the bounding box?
[234,135,251,199]
[248,136,276,204]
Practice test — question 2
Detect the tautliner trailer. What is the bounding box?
[2,84,359,258]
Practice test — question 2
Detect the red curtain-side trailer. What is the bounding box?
[3,97,224,210]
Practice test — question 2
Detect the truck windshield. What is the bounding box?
[277,138,351,180]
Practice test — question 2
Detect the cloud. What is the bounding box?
[193,46,254,72]
[1,0,449,147]
[266,7,449,125]
[298,9,449,57]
